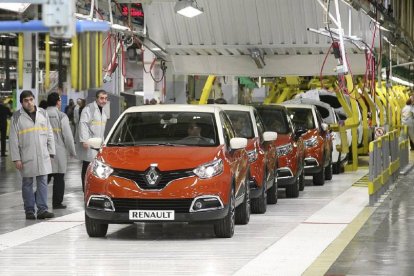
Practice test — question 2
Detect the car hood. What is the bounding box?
[275,133,291,147]
[99,146,223,171]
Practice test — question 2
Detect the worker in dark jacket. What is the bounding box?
[0,98,12,157]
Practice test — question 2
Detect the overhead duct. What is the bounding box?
[249,48,265,69]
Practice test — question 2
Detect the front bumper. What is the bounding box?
[86,206,229,224]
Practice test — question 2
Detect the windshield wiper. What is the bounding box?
[106,142,133,147]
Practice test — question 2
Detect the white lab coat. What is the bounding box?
[77,101,107,162]
[401,104,414,144]
[47,106,76,173]
[9,107,55,177]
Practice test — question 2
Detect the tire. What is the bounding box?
[85,213,108,238]
[298,167,305,191]
[214,187,236,238]
[313,165,325,186]
[267,173,278,205]
[236,177,251,224]
[251,175,267,213]
[332,162,340,174]
[325,159,333,180]
[286,176,299,198]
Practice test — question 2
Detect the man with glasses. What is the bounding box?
[78,90,108,192]
[9,90,56,220]
[46,92,76,209]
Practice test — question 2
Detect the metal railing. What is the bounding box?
[368,128,409,205]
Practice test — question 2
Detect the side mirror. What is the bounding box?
[263,131,277,142]
[321,122,329,132]
[87,137,103,150]
[295,127,307,138]
[230,137,247,150]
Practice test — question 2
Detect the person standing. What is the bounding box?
[0,98,12,157]
[46,93,76,209]
[78,90,108,191]
[9,90,55,220]
[402,97,414,150]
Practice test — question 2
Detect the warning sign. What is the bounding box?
[375,127,385,139]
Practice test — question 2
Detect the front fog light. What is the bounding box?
[190,196,224,212]
[87,195,114,211]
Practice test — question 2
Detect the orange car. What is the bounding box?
[220,105,278,214]
[282,104,333,186]
[84,105,250,238]
[255,105,305,198]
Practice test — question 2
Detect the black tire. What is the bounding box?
[85,213,108,238]
[236,179,251,224]
[267,173,278,204]
[313,165,325,186]
[298,167,305,191]
[332,162,341,174]
[214,187,235,238]
[286,176,299,198]
[251,175,267,213]
[325,160,333,180]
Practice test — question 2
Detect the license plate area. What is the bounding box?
[129,210,175,221]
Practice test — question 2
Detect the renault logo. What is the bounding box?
[145,164,160,186]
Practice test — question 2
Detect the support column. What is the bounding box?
[17,32,39,109]
[164,62,187,104]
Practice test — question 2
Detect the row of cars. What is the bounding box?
[83,102,335,238]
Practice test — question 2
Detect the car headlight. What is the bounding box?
[247,149,258,163]
[304,137,318,148]
[277,144,293,156]
[92,159,114,179]
[193,159,223,179]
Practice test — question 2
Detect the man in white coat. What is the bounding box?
[9,90,56,220]
[78,90,108,191]
[47,92,77,209]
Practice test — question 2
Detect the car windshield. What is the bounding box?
[257,109,289,134]
[287,108,315,130]
[107,112,219,146]
[225,110,255,139]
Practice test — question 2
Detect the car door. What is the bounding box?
[220,112,248,200]
[315,108,332,164]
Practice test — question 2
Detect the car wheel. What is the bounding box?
[251,174,268,213]
[325,159,333,180]
[85,213,108,238]
[299,167,305,191]
[313,165,325,186]
[214,187,235,238]
[267,172,278,205]
[236,177,251,224]
[332,162,341,174]
[286,175,299,198]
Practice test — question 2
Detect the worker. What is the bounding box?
[46,92,76,209]
[78,90,108,191]
[9,90,55,220]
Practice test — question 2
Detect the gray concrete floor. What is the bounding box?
[327,167,414,276]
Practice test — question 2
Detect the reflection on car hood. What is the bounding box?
[100,146,223,171]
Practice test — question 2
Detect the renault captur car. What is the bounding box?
[218,105,278,214]
[84,105,250,238]
[281,103,333,186]
[255,104,305,198]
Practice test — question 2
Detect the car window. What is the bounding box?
[108,112,219,146]
[220,112,235,147]
[253,110,265,141]
[225,110,254,139]
[257,108,289,134]
[287,108,315,130]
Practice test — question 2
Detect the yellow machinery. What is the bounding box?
[198,75,216,104]
[263,77,302,104]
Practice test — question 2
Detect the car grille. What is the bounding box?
[111,168,195,190]
[112,198,193,213]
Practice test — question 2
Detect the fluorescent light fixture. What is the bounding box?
[0,3,30,13]
[151,47,161,51]
[382,72,414,87]
[174,0,203,18]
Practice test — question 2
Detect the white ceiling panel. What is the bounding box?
[144,0,378,75]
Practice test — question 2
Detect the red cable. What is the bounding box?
[320,43,334,88]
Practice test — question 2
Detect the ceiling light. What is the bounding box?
[174,0,204,18]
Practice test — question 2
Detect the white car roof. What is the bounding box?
[214,104,253,112]
[280,103,315,110]
[124,104,222,114]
